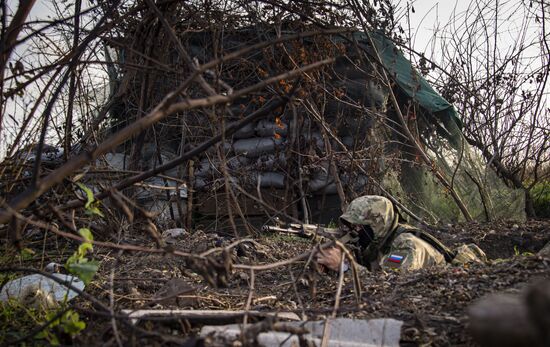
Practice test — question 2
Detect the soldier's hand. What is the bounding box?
[316,247,344,272]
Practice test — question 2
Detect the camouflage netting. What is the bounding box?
[382,107,526,223]
[366,31,526,223]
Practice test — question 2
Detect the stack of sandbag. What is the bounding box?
[192,114,372,197]
[193,117,289,191]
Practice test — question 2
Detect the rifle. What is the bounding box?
[261,223,356,243]
[263,223,361,275]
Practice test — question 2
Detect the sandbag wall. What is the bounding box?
[190,85,384,224]
[175,33,388,223]
[110,27,390,225]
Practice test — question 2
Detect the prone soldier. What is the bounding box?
[316,195,486,272]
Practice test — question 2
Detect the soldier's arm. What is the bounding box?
[316,247,369,276]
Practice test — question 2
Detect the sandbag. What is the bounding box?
[254,153,286,171]
[233,137,285,158]
[194,159,214,178]
[308,168,336,193]
[135,176,188,201]
[96,152,128,170]
[300,131,324,150]
[255,119,288,137]
[232,122,255,139]
[246,171,286,189]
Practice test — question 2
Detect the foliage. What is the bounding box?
[263,232,311,244]
[76,183,104,217]
[36,310,86,345]
[327,219,339,229]
[531,181,550,218]
[0,300,85,345]
[415,0,549,217]
[19,247,36,261]
[513,245,534,257]
[0,299,36,344]
[65,228,99,285]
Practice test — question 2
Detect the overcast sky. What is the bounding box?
[1,0,546,157]
[401,0,544,61]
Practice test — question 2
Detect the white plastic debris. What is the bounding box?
[200,318,403,347]
[0,273,85,308]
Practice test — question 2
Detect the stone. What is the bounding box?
[538,241,550,258]
[468,280,550,347]
[0,273,84,309]
[150,278,196,307]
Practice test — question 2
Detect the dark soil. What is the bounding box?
[431,219,550,259]
[2,219,550,346]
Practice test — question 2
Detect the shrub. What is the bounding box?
[531,181,550,218]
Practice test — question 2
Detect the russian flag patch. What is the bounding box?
[388,254,404,264]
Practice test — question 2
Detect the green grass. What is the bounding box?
[0,299,46,345]
[0,300,85,346]
[531,181,550,218]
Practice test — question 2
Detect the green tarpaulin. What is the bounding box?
[354,31,462,127]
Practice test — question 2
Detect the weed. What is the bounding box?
[513,245,534,257]
[530,181,550,218]
[327,219,339,228]
[0,299,85,345]
[65,228,99,285]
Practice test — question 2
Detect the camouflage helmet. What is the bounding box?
[340,195,396,238]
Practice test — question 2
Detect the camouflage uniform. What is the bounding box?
[340,195,486,271]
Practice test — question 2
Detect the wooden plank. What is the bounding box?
[121,309,301,325]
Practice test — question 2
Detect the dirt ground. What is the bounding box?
[2,219,550,346]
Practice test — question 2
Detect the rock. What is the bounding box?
[468,293,538,347]
[467,280,550,347]
[150,278,197,307]
[44,262,62,273]
[538,241,550,258]
[526,281,550,343]
[0,273,84,309]
[237,272,250,283]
